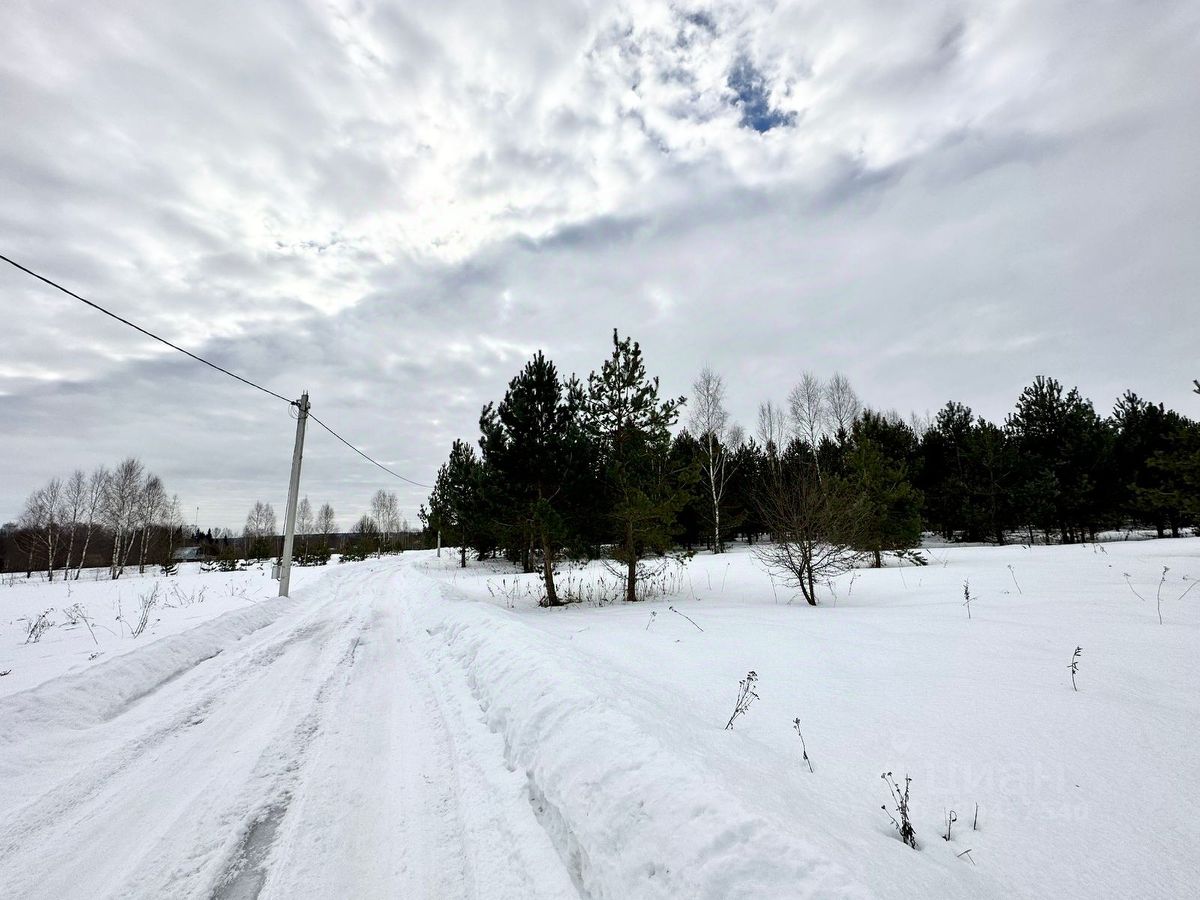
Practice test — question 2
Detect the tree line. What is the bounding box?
[4,458,185,580]
[4,477,418,575]
[422,331,1199,604]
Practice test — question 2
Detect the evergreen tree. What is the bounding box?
[725,438,765,544]
[1008,377,1115,543]
[668,431,707,552]
[428,439,484,568]
[917,402,973,540]
[1112,392,1191,535]
[478,352,595,605]
[846,414,922,567]
[968,419,1019,544]
[1138,416,1200,536]
[918,404,1018,543]
[583,330,687,602]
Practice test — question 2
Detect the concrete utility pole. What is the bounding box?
[279,392,310,597]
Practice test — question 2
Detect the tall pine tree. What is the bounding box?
[583,330,687,602]
[479,352,594,605]
[428,439,484,568]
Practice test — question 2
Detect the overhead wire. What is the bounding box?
[1,252,431,490]
[308,413,431,488]
[1,253,294,405]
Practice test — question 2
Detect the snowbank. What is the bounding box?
[419,582,873,899]
[0,594,298,738]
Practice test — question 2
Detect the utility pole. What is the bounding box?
[279,392,310,597]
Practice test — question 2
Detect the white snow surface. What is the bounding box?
[2,540,1198,898]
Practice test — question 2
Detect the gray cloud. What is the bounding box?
[2,0,1199,528]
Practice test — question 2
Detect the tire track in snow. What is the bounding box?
[0,566,378,899]
[1,560,583,900]
[208,624,368,899]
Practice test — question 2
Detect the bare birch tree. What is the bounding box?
[756,400,788,464]
[104,457,144,579]
[787,372,827,476]
[18,480,63,581]
[60,469,88,575]
[370,489,400,553]
[297,497,314,553]
[243,501,277,560]
[690,366,740,553]
[74,466,107,579]
[316,503,336,547]
[825,372,861,436]
[163,493,184,566]
[137,474,167,574]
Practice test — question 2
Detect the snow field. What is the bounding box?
[0,561,338,697]
[0,539,1196,898]
[418,538,1200,899]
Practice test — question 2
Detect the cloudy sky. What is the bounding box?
[2,0,1198,529]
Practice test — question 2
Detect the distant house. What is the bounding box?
[172,546,203,562]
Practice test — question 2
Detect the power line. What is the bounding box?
[2,252,432,491]
[1,252,293,405]
[309,412,431,488]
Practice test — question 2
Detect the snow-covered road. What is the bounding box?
[0,561,579,900]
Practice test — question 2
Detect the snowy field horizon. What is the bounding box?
[3,536,1197,898]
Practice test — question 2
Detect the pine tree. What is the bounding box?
[1113,392,1193,536]
[1138,416,1200,535]
[428,439,484,568]
[668,431,707,552]
[1008,377,1115,543]
[845,422,922,568]
[583,330,687,602]
[479,352,595,605]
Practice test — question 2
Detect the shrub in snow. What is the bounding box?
[882,772,917,849]
[130,584,160,638]
[62,602,99,644]
[339,543,370,563]
[296,545,332,567]
[753,468,864,606]
[962,580,974,619]
[24,609,54,644]
[216,546,243,572]
[724,670,759,730]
